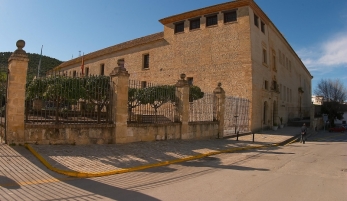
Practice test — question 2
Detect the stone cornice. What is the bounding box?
[54,32,164,71]
[159,0,250,24]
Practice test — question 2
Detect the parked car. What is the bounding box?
[342,125,347,129]
[329,126,346,132]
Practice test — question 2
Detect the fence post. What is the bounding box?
[175,74,189,139]
[110,60,130,144]
[6,40,29,145]
[213,82,225,139]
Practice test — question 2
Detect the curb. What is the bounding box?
[25,136,298,178]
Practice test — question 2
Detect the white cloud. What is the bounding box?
[318,34,347,66]
[298,32,347,72]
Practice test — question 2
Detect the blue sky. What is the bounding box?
[1,0,346,92]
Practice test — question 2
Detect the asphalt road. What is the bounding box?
[1,131,346,201]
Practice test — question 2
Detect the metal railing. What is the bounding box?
[128,80,178,124]
[224,96,250,135]
[189,92,214,122]
[25,74,113,125]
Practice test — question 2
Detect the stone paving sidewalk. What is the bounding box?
[29,126,308,174]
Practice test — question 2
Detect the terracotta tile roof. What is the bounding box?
[54,32,164,70]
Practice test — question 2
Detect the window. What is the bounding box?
[261,21,265,33]
[282,85,285,100]
[282,53,285,65]
[143,54,149,69]
[224,10,237,23]
[254,14,259,27]
[264,80,268,90]
[272,80,278,91]
[206,15,218,27]
[100,64,104,75]
[262,49,267,64]
[286,58,288,69]
[174,21,184,33]
[272,55,276,71]
[289,60,292,72]
[279,84,282,99]
[85,67,89,76]
[141,81,147,88]
[190,18,200,30]
[279,50,282,65]
[73,70,76,78]
[187,77,193,85]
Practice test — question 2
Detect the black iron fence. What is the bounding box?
[25,74,113,125]
[128,80,178,124]
[189,92,215,122]
[224,96,250,135]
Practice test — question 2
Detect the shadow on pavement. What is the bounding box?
[181,156,269,171]
[0,175,21,189]
[63,178,160,201]
[0,145,159,200]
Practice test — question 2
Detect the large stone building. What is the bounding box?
[53,0,313,132]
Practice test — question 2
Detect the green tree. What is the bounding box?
[189,85,204,102]
[128,87,145,121]
[314,78,347,127]
[26,76,85,123]
[128,84,205,122]
[140,85,176,120]
[83,75,111,123]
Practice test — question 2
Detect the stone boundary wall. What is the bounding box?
[127,122,218,143]
[23,121,218,145]
[6,40,226,145]
[24,124,114,145]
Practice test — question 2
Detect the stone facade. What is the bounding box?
[53,0,312,132]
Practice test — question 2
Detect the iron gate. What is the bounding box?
[224,96,250,136]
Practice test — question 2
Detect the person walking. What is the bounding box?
[301,123,307,144]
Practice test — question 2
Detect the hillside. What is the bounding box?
[0,52,63,80]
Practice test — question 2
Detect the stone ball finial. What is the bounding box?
[180,73,186,80]
[218,82,222,87]
[16,40,25,50]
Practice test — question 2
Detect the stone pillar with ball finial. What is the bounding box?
[6,40,29,145]
[110,59,130,143]
[175,73,190,139]
[213,82,226,138]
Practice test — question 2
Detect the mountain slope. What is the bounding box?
[0,52,63,80]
